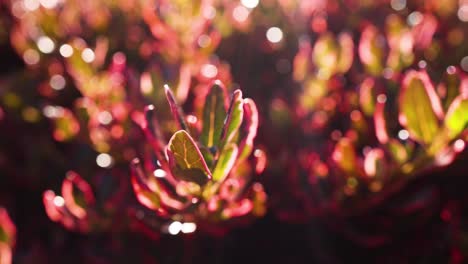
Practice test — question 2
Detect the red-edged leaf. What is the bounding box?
[165,84,188,131]
[238,98,259,163]
[61,171,95,219]
[374,95,389,144]
[359,25,384,76]
[219,90,244,150]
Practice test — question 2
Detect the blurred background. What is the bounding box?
[0,0,468,263]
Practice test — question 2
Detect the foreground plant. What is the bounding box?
[130,81,266,233]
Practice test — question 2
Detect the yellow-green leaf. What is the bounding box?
[359,77,376,116]
[337,32,354,73]
[332,137,356,173]
[219,90,244,151]
[399,70,443,144]
[212,143,238,182]
[167,130,212,185]
[444,95,468,139]
[312,33,337,79]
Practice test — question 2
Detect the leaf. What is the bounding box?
[165,84,188,131]
[358,25,384,76]
[359,77,376,116]
[440,69,460,111]
[201,82,227,148]
[221,199,253,219]
[167,130,212,185]
[300,78,327,110]
[332,137,356,173]
[363,148,386,179]
[219,90,244,151]
[387,139,408,164]
[131,158,185,214]
[199,146,214,168]
[374,96,389,144]
[212,143,238,182]
[444,95,468,139]
[130,175,163,212]
[238,98,259,163]
[0,208,15,245]
[130,159,163,212]
[399,70,443,144]
[61,171,95,219]
[293,41,310,82]
[337,32,354,73]
[312,33,337,78]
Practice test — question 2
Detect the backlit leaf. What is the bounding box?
[312,33,337,79]
[387,139,408,164]
[201,82,227,148]
[238,98,259,163]
[167,130,212,185]
[219,90,244,151]
[165,84,188,131]
[359,77,376,116]
[359,25,384,76]
[363,148,387,179]
[332,137,357,173]
[399,70,443,144]
[212,143,238,182]
[444,95,468,139]
[337,32,354,73]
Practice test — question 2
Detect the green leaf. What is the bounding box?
[212,143,238,182]
[167,130,212,185]
[444,95,468,139]
[441,71,461,111]
[199,146,214,168]
[399,70,443,144]
[219,90,244,151]
[201,82,227,148]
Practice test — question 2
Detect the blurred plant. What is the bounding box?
[7,0,234,158]
[326,69,467,210]
[0,208,15,264]
[274,0,468,228]
[43,171,105,233]
[130,81,266,234]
